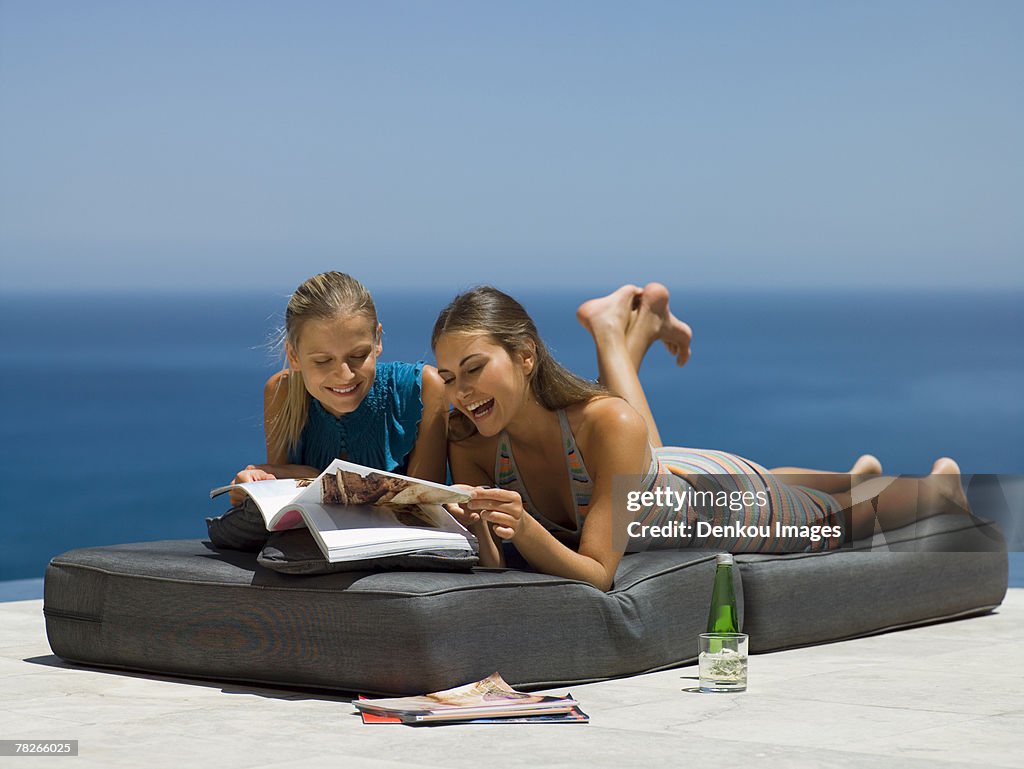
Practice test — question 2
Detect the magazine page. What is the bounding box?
[296,502,475,562]
[354,673,576,717]
[209,478,314,528]
[375,502,471,535]
[320,458,471,506]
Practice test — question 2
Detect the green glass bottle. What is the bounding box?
[706,553,739,633]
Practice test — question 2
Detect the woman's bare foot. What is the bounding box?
[626,282,693,367]
[850,454,883,476]
[929,457,971,514]
[576,284,642,340]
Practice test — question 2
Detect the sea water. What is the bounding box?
[2,288,1022,585]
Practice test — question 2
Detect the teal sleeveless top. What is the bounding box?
[288,361,425,473]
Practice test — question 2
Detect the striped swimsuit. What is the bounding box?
[495,409,844,554]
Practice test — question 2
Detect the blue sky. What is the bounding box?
[1,1,1021,291]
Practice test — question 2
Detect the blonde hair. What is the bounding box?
[268,272,378,456]
[431,286,608,439]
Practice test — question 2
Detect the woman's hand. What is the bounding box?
[229,464,277,506]
[465,487,529,541]
[443,484,483,528]
[443,485,509,568]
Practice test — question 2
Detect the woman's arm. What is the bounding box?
[260,369,320,476]
[264,370,292,466]
[464,487,606,584]
[404,365,449,484]
[466,400,651,591]
[447,435,506,568]
[227,370,319,504]
[571,401,653,588]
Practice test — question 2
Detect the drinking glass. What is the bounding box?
[698,632,748,692]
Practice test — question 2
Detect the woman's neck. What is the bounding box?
[502,396,560,450]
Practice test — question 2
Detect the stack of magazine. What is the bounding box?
[354,673,588,725]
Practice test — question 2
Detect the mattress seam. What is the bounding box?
[46,555,725,596]
[42,607,102,623]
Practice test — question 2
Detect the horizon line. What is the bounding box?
[3,284,1024,296]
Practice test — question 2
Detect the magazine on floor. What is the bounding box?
[354,672,586,725]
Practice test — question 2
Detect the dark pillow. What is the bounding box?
[256,527,480,575]
[206,499,271,552]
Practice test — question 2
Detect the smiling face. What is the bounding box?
[434,332,535,437]
[286,314,382,418]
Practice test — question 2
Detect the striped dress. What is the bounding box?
[634,447,845,553]
[495,409,844,554]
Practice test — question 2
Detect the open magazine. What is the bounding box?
[210,459,475,563]
[353,672,584,725]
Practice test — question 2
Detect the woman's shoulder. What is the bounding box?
[263,369,292,404]
[417,363,443,393]
[264,368,289,388]
[570,396,648,435]
[568,397,651,471]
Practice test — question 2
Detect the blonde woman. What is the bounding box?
[228,272,448,504]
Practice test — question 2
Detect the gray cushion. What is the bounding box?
[43,513,1007,696]
[44,541,735,694]
[738,513,1008,651]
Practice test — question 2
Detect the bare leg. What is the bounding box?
[577,285,644,362]
[577,286,970,544]
[612,283,694,369]
[577,282,694,372]
[770,454,883,493]
[629,283,693,368]
[787,457,970,541]
[576,284,665,446]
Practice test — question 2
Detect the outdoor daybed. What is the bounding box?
[44,512,1007,695]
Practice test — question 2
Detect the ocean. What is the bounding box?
[2,289,1022,588]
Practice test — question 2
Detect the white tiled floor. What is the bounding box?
[1,590,1021,768]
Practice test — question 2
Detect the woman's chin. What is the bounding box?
[468,409,503,436]
[318,391,367,417]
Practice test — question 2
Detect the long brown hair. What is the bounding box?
[431,286,608,438]
[268,272,378,455]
